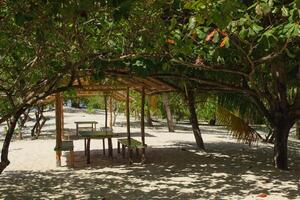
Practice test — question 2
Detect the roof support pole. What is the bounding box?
[141,87,146,162]
[61,96,64,139]
[126,87,132,164]
[109,96,113,129]
[104,95,108,129]
[55,92,63,167]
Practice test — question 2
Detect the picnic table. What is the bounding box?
[74,121,98,136]
[79,128,115,164]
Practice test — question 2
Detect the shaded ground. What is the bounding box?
[0,108,299,199]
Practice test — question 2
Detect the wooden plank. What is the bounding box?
[74,121,98,124]
[118,138,147,148]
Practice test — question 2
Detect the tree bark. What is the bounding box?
[186,90,205,150]
[273,121,292,170]
[162,94,175,132]
[18,109,30,139]
[296,121,300,140]
[146,108,153,127]
[0,110,23,173]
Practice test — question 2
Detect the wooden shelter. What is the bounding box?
[54,73,176,166]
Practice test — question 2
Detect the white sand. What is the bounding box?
[0,108,299,199]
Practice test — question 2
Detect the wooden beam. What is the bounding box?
[55,93,62,167]
[126,87,132,163]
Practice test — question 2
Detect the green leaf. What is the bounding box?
[196,29,207,40]
[239,27,248,39]
[212,32,220,43]
[188,16,196,30]
[255,3,271,16]
[251,23,263,33]
[281,6,289,17]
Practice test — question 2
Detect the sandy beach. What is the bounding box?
[0,108,299,199]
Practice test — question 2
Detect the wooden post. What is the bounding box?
[109,97,113,129]
[84,139,87,155]
[55,93,62,167]
[104,95,108,128]
[126,87,132,163]
[103,139,106,155]
[118,141,120,153]
[61,96,64,139]
[87,138,91,164]
[141,87,146,162]
[70,150,75,167]
[108,138,113,158]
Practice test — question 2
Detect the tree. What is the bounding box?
[0,0,126,172]
[185,88,205,149]
[159,0,300,169]
[296,121,300,140]
[162,94,175,132]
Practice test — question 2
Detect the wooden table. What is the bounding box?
[74,121,98,136]
[79,129,114,164]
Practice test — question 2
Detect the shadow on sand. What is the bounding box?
[1,141,299,200]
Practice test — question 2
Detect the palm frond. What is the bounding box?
[216,107,263,146]
[217,93,265,124]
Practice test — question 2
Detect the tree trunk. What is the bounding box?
[186,90,205,150]
[296,121,300,140]
[18,109,30,140]
[0,111,23,173]
[113,103,118,126]
[273,121,292,170]
[162,94,175,132]
[146,108,153,127]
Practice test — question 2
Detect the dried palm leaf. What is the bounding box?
[216,107,263,146]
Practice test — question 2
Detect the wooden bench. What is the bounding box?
[54,140,75,167]
[117,138,147,163]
